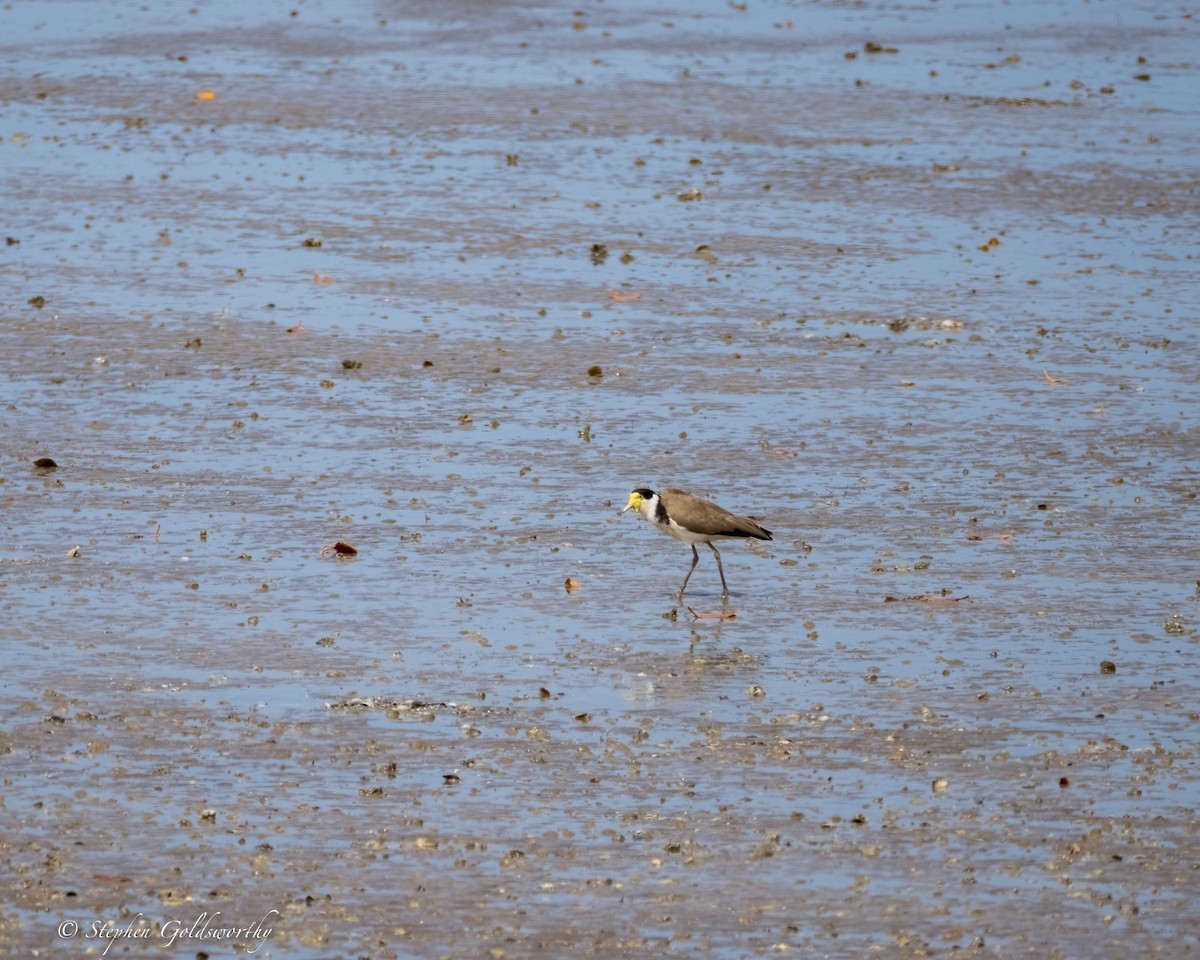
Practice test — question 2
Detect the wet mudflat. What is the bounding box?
[2,0,1198,957]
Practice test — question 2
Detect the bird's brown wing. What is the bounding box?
[661,488,772,541]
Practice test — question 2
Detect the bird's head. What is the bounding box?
[621,487,657,519]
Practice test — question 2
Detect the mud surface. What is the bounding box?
[2,0,1198,957]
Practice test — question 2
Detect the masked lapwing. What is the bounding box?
[621,487,772,601]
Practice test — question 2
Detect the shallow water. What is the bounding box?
[2,0,1198,957]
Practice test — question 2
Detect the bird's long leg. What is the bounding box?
[707,542,729,599]
[677,544,701,601]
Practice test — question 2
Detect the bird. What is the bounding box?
[621,487,773,602]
